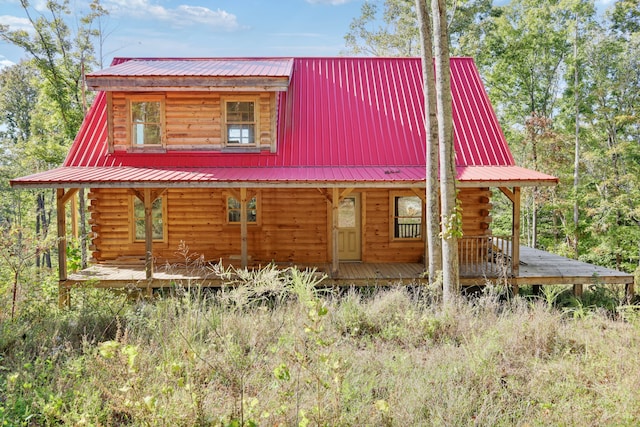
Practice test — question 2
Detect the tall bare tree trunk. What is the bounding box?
[572,17,580,260]
[432,0,459,304]
[415,0,442,285]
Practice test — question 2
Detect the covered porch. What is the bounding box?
[63,244,635,300]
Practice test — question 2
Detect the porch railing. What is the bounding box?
[396,223,422,239]
[458,235,513,277]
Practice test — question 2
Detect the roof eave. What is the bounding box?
[86,76,291,92]
[10,177,557,190]
[457,179,558,188]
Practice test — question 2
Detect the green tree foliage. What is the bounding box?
[578,31,640,271]
[0,0,109,296]
[0,0,107,141]
[0,62,38,146]
[344,0,640,274]
[608,0,640,36]
[343,0,497,56]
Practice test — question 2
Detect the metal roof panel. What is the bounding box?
[88,58,294,78]
[13,57,554,187]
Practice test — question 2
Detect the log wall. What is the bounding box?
[88,187,491,265]
[110,91,276,151]
[360,187,492,263]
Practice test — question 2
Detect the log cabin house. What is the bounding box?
[10,57,634,300]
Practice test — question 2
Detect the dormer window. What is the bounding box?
[129,95,165,149]
[224,98,258,147]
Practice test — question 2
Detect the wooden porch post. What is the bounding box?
[626,282,635,303]
[56,188,78,307]
[573,283,583,298]
[71,193,78,238]
[144,188,154,280]
[57,189,69,307]
[240,187,248,269]
[499,186,521,279]
[332,187,339,275]
[512,187,521,278]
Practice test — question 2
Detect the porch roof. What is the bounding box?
[10,165,557,189]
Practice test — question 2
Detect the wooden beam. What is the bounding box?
[240,187,248,269]
[86,76,291,92]
[499,186,515,203]
[71,193,78,238]
[410,187,427,202]
[512,187,521,277]
[573,284,583,298]
[339,188,354,201]
[130,188,144,201]
[361,192,368,262]
[57,189,69,307]
[107,92,114,153]
[144,188,154,280]
[59,187,79,205]
[332,187,340,275]
[626,282,635,303]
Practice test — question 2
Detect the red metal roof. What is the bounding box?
[88,58,294,78]
[11,57,557,188]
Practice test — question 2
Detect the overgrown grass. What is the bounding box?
[2,266,640,426]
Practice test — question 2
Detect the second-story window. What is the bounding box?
[225,100,256,146]
[130,96,164,147]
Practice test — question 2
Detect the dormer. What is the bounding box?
[85,58,293,153]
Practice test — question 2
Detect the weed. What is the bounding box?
[2,265,640,425]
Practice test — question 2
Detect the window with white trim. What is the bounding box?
[225,100,256,146]
[129,96,164,147]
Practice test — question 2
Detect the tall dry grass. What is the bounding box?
[1,265,640,425]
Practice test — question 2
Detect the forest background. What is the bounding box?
[0,0,639,313]
[1,0,640,424]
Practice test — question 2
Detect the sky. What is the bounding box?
[0,0,618,70]
[0,0,367,69]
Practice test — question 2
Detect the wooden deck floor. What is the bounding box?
[64,245,634,291]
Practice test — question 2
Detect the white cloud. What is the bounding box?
[0,15,32,32]
[0,58,16,69]
[306,0,354,4]
[104,0,241,31]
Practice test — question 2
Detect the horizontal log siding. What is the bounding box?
[111,93,127,148]
[361,188,492,263]
[88,187,489,265]
[458,187,492,236]
[258,188,328,262]
[362,189,423,263]
[88,188,327,264]
[165,93,221,147]
[110,92,275,150]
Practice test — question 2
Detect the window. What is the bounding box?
[130,97,163,147]
[227,195,257,224]
[225,100,256,146]
[392,195,422,240]
[132,196,166,241]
